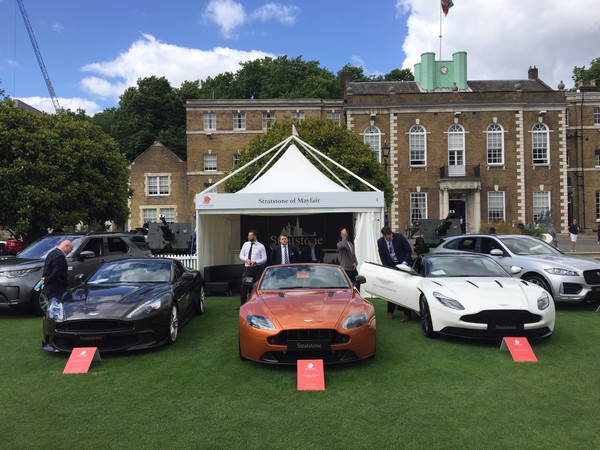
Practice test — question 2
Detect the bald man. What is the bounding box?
[41,240,74,304]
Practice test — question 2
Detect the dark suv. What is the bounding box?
[0,232,151,315]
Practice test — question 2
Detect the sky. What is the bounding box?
[0,0,598,115]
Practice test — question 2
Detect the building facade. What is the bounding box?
[129,53,600,234]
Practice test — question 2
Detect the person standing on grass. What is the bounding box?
[239,230,267,305]
[337,228,358,285]
[40,240,74,305]
[568,219,579,252]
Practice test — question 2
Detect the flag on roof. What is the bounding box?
[442,0,454,16]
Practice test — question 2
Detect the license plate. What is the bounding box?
[488,323,523,332]
[78,335,107,343]
[287,340,330,351]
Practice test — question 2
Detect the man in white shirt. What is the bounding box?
[239,229,267,305]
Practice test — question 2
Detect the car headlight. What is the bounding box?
[544,268,578,276]
[47,299,64,321]
[0,268,38,278]
[246,314,275,330]
[343,312,369,329]
[126,295,168,319]
[433,291,465,310]
[537,291,551,310]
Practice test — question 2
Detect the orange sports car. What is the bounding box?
[239,263,376,364]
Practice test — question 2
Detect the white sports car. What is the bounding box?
[360,253,555,339]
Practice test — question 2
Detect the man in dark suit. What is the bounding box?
[377,226,413,321]
[270,233,300,265]
[300,237,324,263]
[41,239,74,304]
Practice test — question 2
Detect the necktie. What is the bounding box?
[283,245,289,264]
[247,242,253,261]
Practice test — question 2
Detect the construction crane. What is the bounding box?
[16,0,61,112]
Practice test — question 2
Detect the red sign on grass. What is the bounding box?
[63,347,101,374]
[297,359,325,390]
[500,337,538,362]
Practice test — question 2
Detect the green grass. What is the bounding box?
[1,299,599,449]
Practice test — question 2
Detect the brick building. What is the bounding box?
[129,52,600,234]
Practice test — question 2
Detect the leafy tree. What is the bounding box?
[90,107,118,135]
[383,68,414,81]
[338,65,414,82]
[572,57,600,90]
[0,99,130,243]
[223,118,394,207]
[198,56,339,99]
[112,76,185,160]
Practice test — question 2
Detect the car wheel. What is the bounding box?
[30,290,48,316]
[196,286,205,315]
[523,274,552,295]
[168,304,179,344]
[419,297,436,338]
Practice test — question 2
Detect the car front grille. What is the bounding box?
[582,270,600,284]
[267,329,349,345]
[460,310,541,325]
[56,320,134,332]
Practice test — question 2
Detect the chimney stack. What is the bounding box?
[528,66,539,80]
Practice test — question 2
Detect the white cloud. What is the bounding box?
[400,0,600,89]
[15,96,101,115]
[203,0,300,38]
[80,34,274,100]
[251,3,300,25]
[51,22,64,33]
[203,0,246,39]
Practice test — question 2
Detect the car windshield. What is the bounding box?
[259,265,351,290]
[425,255,510,278]
[498,236,562,255]
[18,236,83,259]
[87,260,172,284]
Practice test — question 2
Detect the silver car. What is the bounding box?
[433,234,600,303]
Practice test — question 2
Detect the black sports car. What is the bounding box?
[42,258,205,352]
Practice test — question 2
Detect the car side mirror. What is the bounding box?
[490,249,504,256]
[510,266,523,275]
[78,251,96,260]
[242,276,255,287]
[354,275,366,286]
[74,273,86,282]
[182,272,195,280]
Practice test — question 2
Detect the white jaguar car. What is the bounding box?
[360,253,555,339]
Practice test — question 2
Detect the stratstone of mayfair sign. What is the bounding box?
[195,191,383,212]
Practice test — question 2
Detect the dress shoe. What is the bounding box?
[400,315,412,322]
[387,312,394,320]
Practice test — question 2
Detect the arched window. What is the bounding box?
[532,123,549,165]
[364,126,381,162]
[447,124,465,167]
[409,125,427,166]
[486,123,504,165]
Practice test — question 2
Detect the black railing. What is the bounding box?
[439,164,481,179]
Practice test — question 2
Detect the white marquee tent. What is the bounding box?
[194,134,385,272]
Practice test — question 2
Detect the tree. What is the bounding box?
[223,118,394,208]
[0,99,130,243]
[111,76,186,160]
[197,56,339,99]
[572,57,600,90]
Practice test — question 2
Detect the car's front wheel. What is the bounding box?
[196,286,205,315]
[419,297,436,338]
[30,290,48,316]
[522,274,552,295]
[167,304,179,344]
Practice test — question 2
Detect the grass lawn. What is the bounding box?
[0,298,599,449]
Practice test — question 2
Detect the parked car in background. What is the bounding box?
[432,234,600,303]
[239,263,376,364]
[3,238,24,255]
[42,258,205,352]
[361,253,555,340]
[0,233,151,315]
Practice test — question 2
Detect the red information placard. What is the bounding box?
[63,347,101,374]
[500,337,538,362]
[297,359,325,390]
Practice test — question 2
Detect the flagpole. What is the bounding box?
[439,1,443,59]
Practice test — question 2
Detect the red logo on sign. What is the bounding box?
[203,196,211,204]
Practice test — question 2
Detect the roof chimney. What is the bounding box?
[528,66,538,80]
[340,71,352,99]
